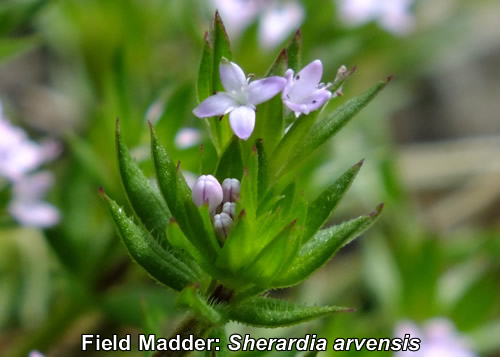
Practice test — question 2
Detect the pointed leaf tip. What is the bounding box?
[350,66,358,75]
[371,203,385,217]
[386,75,394,83]
[98,186,105,197]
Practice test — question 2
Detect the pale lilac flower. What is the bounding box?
[175,128,202,149]
[282,60,333,117]
[213,212,233,240]
[8,172,60,228]
[222,178,240,203]
[28,351,45,357]
[0,103,59,181]
[191,175,223,211]
[337,0,415,35]
[212,0,304,49]
[394,318,477,357]
[193,59,286,140]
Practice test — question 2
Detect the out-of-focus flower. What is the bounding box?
[282,60,333,117]
[8,172,60,228]
[192,175,223,211]
[394,318,477,357]
[193,59,286,140]
[337,0,415,35]
[175,128,202,149]
[212,0,304,49]
[213,212,233,240]
[258,2,304,49]
[222,178,240,203]
[28,351,44,357]
[0,103,59,182]
[0,101,60,228]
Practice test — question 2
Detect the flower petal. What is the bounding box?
[193,93,237,118]
[286,60,324,101]
[247,76,287,105]
[284,88,332,116]
[9,199,60,228]
[220,59,248,93]
[229,105,255,140]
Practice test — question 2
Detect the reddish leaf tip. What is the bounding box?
[386,74,394,83]
[350,66,358,75]
[371,203,385,217]
[98,186,106,197]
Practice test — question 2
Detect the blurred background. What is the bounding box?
[0,0,499,356]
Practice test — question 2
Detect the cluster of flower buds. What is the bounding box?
[191,175,240,241]
[193,58,346,140]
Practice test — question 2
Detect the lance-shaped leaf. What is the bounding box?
[286,29,301,73]
[229,296,352,327]
[206,11,234,153]
[177,285,227,325]
[212,11,232,92]
[289,78,390,168]
[216,210,253,273]
[252,50,287,151]
[197,31,213,103]
[214,136,243,182]
[116,120,170,243]
[271,204,384,288]
[150,125,219,260]
[269,110,319,179]
[100,190,199,291]
[241,220,300,287]
[303,160,364,241]
[256,139,268,201]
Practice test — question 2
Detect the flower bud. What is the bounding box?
[222,201,236,219]
[213,212,233,240]
[222,178,240,203]
[191,175,223,211]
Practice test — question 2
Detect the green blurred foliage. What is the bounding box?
[0,0,499,356]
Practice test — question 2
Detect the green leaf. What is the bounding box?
[269,110,319,179]
[286,29,301,73]
[214,136,243,182]
[251,50,287,151]
[256,139,268,201]
[177,286,227,325]
[239,150,258,221]
[101,191,200,291]
[206,11,234,153]
[116,120,171,243]
[241,220,300,286]
[216,210,253,273]
[229,296,351,327]
[212,11,232,92]
[196,31,213,103]
[291,79,390,166]
[272,204,384,288]
[303,160,364,241]
[150,126,219,261]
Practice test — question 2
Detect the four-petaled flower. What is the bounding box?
[193,58,286,140]
[282,60,333,117]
